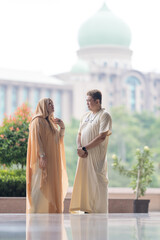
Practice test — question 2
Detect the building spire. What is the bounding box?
[99,2,110,12]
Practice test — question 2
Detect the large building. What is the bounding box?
[0,69,72,122]
[55,3,160,119]
[0,3,160,122]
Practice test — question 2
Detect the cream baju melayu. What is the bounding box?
[70,108,112,213]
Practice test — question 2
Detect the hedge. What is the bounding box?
[0,169,26,197]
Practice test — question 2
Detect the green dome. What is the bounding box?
[78,3,131,48]
[71,59,89,74]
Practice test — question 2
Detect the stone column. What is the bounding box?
[40,88,46,99]
[61,90,72,123]
[6,85,12,116]
[28,87,35,112]
[50,90,55,101]
[17,86,24,106]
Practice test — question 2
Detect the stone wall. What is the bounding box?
[0,188,159,213]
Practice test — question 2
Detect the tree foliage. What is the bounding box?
[0,103,32,168]
[107,107,160,187]
[112,146,154,198]
[0,105,160,188]
[64,118,79,186]
[64,107,160,187]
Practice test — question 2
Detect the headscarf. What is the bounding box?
[31,98,56,133]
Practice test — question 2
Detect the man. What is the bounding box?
[69,89,112,213]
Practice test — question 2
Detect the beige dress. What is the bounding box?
[70,108,112,213]
[26,98,68,213]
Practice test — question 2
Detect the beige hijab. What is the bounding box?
[32,98,56,132]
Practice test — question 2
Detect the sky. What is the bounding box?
[0,0,160,75]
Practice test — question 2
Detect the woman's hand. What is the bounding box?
[53,118,65,129]
[77,148,88,158]
[39,156,47,169]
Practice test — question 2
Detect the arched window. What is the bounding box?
[125,76,141,111]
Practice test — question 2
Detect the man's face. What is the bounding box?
[86,95,98,111]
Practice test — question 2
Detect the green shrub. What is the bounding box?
[0,169,26,197]
[112,146,154,199]
[0,103,32,168]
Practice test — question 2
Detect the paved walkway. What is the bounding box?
[0,213,160,239]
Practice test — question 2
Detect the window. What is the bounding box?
[109,102,113,107]
[131,85,135,98]
[54,90,61,118]
[23,87,29,102]
[98,73,106,81]
[115,61,118,69]
[124,64,127,69]
[0,85,6,121]
[131,101,135,111]
[34,88,40,110]
[154,96,157,101]
[154,80,157,87]
[153,79,160,87]
[110,74,116,83]
[125,76,141,86]
[103,62,107,67]
[45,89,51,98]
[122,89,126,97]
[141,90,143,99]
[125,76,141,111]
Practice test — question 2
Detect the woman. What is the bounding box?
[26,98,68,213]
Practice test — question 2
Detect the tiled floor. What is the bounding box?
[0,213,160,239]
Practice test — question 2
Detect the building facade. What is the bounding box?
[0,69,72,122]
[55,3,160,119]
[0,3,160,123]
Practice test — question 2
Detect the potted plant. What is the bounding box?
[112,146,154,213]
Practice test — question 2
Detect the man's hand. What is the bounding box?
[77,148,88,158]
[39,156,47,169]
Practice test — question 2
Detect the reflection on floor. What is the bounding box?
[0,213,160,240]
